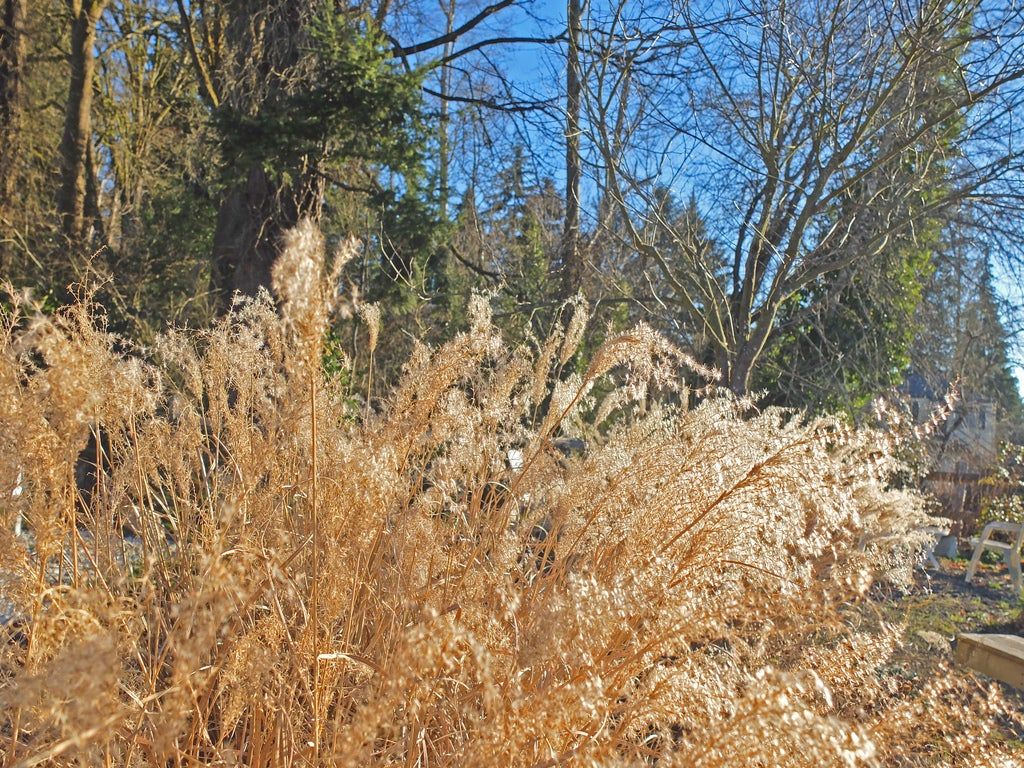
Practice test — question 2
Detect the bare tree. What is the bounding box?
[96,0,193,251]
[437,0,458,220]
[589,0,1024,393]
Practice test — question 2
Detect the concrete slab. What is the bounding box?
[955,633,1024,689]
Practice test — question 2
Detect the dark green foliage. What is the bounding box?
[440,149,564,346]
[488,151,562,342]
[105,181,218,337]
[213,13,424,192]
[759,240,934,413]
[371,183,445,310]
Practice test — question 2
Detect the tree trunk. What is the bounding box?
[209,0,322,311]
[727,345,756,396]
[719,317,775,396]
[0,0,27,217]
[211,164,325,308]
[438,0,456,221]
[58,0,106,245]
[106,187,122,252]
[560,0,583,299]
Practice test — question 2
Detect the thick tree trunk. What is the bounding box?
[560,0,583,299]
[727,345,757,396]
[211,164,324,308]
[718,319,774,396]
[209,0,320,311]
[58,0,106,244]
[0,0,27,214]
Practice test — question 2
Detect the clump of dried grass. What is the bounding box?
[0,222,1019,767]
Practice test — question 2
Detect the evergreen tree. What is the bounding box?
[208,4,427,308]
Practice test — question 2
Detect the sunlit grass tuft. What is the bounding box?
[0,222,1019,766]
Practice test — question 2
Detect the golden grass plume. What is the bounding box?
[0,223,1019,767]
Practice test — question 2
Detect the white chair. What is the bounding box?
[965,521,1024,595]
[919,526,947,569]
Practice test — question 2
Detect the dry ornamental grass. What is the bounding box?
[0,221,1020,766]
